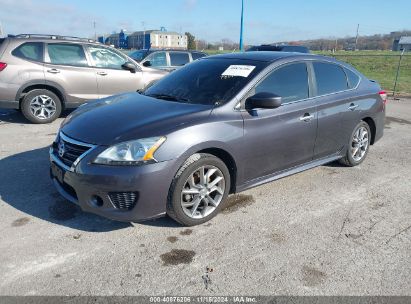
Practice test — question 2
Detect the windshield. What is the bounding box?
[129,50,149,62]
[144,58,266,105]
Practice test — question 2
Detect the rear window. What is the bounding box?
[169,52,190,66]
[313,62,348,95]
[345,68,360,89]
[47,43,88,67]
[191,52,206,60]
[12,42,44,62]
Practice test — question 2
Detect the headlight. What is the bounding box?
[94,137,166,165]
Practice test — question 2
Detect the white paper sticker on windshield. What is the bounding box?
[221,65,256,78]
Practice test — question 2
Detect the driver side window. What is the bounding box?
[88,46,127,69]
[255,62,309,104]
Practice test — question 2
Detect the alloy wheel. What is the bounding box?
[351,126,369,162]
[29,95,57,120]
[181,165,225,219]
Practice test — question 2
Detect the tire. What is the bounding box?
[167,153,231,226]
[21,89,62,124]
[339,121,371,167]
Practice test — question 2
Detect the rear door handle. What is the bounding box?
[300,113,314,122]
[97,71,108,76]
[348,103,359,111]
[47,68,60,74]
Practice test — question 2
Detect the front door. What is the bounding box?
[86,45,144,98]
[241,62,317,182]
[44,43,99,105]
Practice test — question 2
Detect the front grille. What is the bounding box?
[109,192,139,211]
[53,133,92,168]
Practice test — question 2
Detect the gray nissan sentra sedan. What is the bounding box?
[50,52,386,226]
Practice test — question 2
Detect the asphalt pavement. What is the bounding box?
[0,99,410,296]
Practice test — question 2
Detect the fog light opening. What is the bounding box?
[90,195,104,208]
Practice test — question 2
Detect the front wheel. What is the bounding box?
[339,121,371,166]
[21,89,62,124]
[167,153,231,226]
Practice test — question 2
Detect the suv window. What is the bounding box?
[88,46,127,69]
[255,62,309,103]
[191,52,206,60]
[148,52,167,67]
[169,52,190,66]
[345,68,360,89]
[12,42,43,62]
[313,62,348,95]
[47,43,88,66]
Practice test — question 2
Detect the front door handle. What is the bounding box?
[97,71,108,76]
[47,68,60,74]
[348,103,359,111]
[300,113,314,122]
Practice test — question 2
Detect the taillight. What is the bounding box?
[379,90,387,105]
[0,62,7,71]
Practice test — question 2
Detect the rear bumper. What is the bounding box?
[0,100,19,109]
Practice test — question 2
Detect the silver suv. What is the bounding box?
[0,34,167,123]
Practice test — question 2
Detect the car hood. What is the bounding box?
[61,93,214,145]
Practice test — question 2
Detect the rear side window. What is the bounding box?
[12,42,43,62]
[313,62,348,95]
[169,52,190,66]
[147,52,167,67]
[345,68,360,89]
[47,43,88,67]
[255,62,309,103]
[0,38,5,46]
[191,52,206,60]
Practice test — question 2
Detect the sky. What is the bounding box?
[0,0,410,45]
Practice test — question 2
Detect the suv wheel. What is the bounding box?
[21,89,62,124]
[339,121,371,166]
[167,153,231,226]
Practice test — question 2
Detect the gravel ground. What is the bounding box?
[0,99,410,296]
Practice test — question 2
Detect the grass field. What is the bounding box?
[316,51,411,95]
[204,50,411,95]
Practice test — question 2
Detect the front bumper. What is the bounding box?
[49,145,178,222]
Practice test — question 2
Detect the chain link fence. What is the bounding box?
[320,52,411,97]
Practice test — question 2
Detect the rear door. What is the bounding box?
[44,43,99,105]
[311,61,361,159]
[241,62,317,180]
[86,45,144,98]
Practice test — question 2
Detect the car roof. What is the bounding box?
[6,35,102,46]
[204,51,319,62]
[141,49,206,53]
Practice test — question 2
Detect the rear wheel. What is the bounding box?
[339,121,371,166]
[21,89,62,124]
[167,153,231,226]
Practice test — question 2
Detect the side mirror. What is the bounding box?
[245,92,282,110]
[121,62,136,73]
[142,60,152,67]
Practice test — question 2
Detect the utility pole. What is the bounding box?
[0,20,5,37]
[142,21,146,49]
[239,0,244,52]
[93,21,97,41]
[354,23,359,50]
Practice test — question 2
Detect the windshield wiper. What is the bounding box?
[146,93,191,103]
